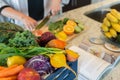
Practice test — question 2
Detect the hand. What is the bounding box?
[21,15,38,31]
[1,7,38,31]
[50,0,61,15]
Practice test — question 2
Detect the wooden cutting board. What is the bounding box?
[39,25,85,42]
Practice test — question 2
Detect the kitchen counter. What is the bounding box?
[60,0,120,57]
[58,0,120,80]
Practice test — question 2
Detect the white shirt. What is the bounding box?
[0,0,70,27]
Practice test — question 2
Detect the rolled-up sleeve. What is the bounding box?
[0,0,10,13]
[62,0,70,5]
[0,0,9,8]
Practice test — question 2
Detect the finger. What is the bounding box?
[51,9,57,16]
[24,23,32,31]
[51,7,60,15]
[28,26,33,31]
[27,17,37,30]
[51,10,55,16]
[29,21,37,31]
[30,23,37,31]
[29,24,35,30]
[24,23,29,30]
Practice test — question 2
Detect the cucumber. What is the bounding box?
[78,23,84,30]
[74,26,82,33]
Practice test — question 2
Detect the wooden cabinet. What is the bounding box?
[62,0,90,12]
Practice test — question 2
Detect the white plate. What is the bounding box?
[104,42,120,52]
[89,37,105,45]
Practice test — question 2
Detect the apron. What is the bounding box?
[0,0,70,27]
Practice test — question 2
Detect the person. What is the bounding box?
[0,0,70,31]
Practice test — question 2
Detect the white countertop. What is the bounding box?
[60,0,120,57]
[59,0,120,80]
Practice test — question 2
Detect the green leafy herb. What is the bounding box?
[8,30,39,48]
[48,18,70,33]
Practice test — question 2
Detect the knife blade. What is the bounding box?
[35,11,52,29]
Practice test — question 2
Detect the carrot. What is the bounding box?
[0,66,6,71]
[0,65,24,77]
[0,64,18,73]
[0,75,17,80]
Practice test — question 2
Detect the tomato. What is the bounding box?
[32,29,43,37]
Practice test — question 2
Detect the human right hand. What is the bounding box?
[21,16,38,31]
[50,0,61,16]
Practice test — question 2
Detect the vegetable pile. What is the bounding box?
[0,19,80,79]
[0,43,64,66]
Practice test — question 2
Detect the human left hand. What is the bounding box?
[50,0,61,15]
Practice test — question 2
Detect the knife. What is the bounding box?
[35,11,52,29]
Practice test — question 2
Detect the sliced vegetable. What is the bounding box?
[63,25,74,35]
[74,26,82,33]
[78,23,84,30]
[55,31,68,41]
[66,20,77,27]
[32,29,43,37]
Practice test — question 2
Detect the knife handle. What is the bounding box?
[50,10,52,16]
[48,10,52,17]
